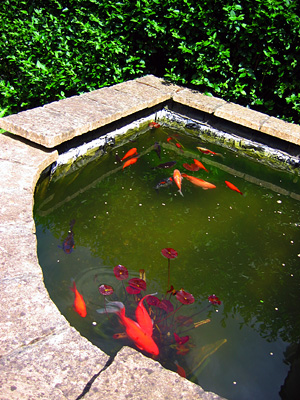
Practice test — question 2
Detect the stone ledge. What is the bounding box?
[84,347,226,400]
[213,101,269,131]
[261,116,300,145]
[0,75,299,148]
[173,88,227,114]
[0,76,182,148]
[0,327,109,400]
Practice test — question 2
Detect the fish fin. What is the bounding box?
[178,190,184,197]
[96,301,124,314]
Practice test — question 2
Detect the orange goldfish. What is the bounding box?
[97,295,159,356]
[70,280,87,317]
[173,169,183,196]
[121,147,137,161]
[193,159,209,173]
[182,173,216,190]
[135,294,154,337]
[123,157,138,169]
[118,305,159,355]
[225,180,243,195]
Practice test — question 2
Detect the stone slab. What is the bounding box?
[0,76,175,148]
[0,326,109,400]
[173,88,227,114]
[0,274,69,356]
[1,75,299,149]
[214,101,270,131]
[0,132,57,168]
[0,228,42,281]
[82,86,160,119]
[0,107,76,148]
[136,74,183,94]
[114,79,172,106]
[0,190,34,228]
[85,346,225,400]
[260,116,300,145]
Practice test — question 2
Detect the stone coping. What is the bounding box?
[1,75,300,148]
[1,75,299,400]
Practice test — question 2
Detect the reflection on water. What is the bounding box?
[34,124,300,400]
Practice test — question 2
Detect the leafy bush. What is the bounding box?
[1,0,300,122]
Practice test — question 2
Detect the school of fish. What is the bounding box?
[66,121,244,373]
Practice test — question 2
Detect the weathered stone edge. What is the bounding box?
[0,75,299,148]
[0,135,111,400]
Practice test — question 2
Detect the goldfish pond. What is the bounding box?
[34,116,300,400]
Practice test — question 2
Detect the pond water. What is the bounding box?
[34,122,300,400]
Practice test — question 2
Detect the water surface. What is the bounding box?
[34,125,300,400]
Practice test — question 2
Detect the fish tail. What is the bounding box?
[179,189,184,197]
[70,279,76,292]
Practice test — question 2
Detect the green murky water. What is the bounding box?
[34,124,300,400]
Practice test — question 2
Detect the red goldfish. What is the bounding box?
[182,173,216,190]
[149,121,160,129]
[121,147,137,161]
[123,157,138,169]
[197,146,222,157]
[70,280,87,317]
[225,180,243,195]
[97,295,159,356]
[193,159,209,173]
[182,162,200,172]
[175,361,186,378]
[173,169,183,196]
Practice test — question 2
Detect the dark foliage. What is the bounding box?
[1,0,300,122]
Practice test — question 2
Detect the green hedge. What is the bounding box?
[1,0,300,122]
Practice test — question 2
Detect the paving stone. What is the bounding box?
[0,326,109,400]
[0,274,69,356]
[0,76,174,148]
[1,75,299,150]
[0,190,34,229]
[0,132,58,168]
[44,95,120,133]
[85,346,226,400]
[173,88,227,114]
[114,79,171,106]
[0,106,76,148]
[0,160,41,194]
[0,228,41,281]
[214,102,270,131]
[82,86,158,118]
[260,116,300,145]
[136,74,183,94]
